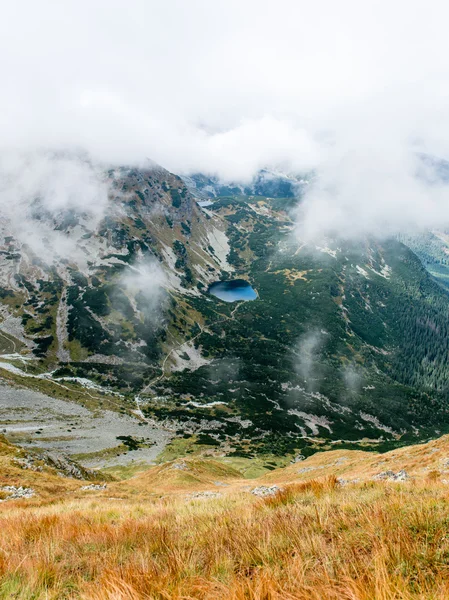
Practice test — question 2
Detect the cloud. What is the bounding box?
[3,1,449,236]
[294,143,449,241]
[0,150,108,263]
[342,364,363,396]
[120,259,167,316]
[293,330,324,390]
[0,150,107,217]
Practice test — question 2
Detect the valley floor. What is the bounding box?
[0,384,170,468]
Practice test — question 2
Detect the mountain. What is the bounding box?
[2,155,449,463]
[140,195,449,459]
[0,155,230,388]
[399,230,449,289]
[182,168,310,199]
[4,155,449,598]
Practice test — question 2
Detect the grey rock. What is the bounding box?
[374,470,396,480]
[337,478,360,486]
[0,485,35,501]
[80,483,107,491]
[171,462,190,471]
[373,469,410,481]
[297,466,315,474]
[13,457,43,472]
[250,485,282,497]
[187,491,222,499]
[42,452,99,480]
[291,454,305,463]
[395,469,410,481]
[13,449,101,481]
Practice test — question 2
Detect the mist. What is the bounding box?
[0,151,108,264]
[342,365,363,397]
[3,1,449,238]
[120,259,168,316]
[292,330,325,391]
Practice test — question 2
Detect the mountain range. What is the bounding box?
[1,154,449,464]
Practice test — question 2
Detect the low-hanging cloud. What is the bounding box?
[293,330,325,391]
[294,137,449,241]
[0,150,107,217]
[3,1,449,237]
[0,150,108,263]
[342,364,363,397]
[120,259,168,316]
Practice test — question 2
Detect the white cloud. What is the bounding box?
[3,1,449,236]
[120,259,167,314]
[293,330,324,390]
[0,151,107,217]
[0,150,108,263]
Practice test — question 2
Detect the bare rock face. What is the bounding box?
[291,454,305,464]
[13,449,102,481]
[0,155,220,369]
[42,452,98,480]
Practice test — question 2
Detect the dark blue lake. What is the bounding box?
[208,279,257,302]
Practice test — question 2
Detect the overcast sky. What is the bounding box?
[3,0,449,237]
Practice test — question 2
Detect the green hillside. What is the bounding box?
[141,195,449,458]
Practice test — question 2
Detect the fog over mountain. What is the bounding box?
[2,1,449,239]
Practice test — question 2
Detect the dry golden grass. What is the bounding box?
[262,434,449,486]
[2,478,449,599]
[0,435,80,500]
[127,457,243,493]
[4,434,449,598]
[271,268,311,284]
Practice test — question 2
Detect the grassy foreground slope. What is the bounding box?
[3,435,449,598]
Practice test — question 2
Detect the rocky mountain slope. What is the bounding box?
[3,429,449,500]
[0,154,230,386]
[140,195,449,458]
[2,154,449,461]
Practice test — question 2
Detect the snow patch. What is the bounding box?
[207,227,233,270]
